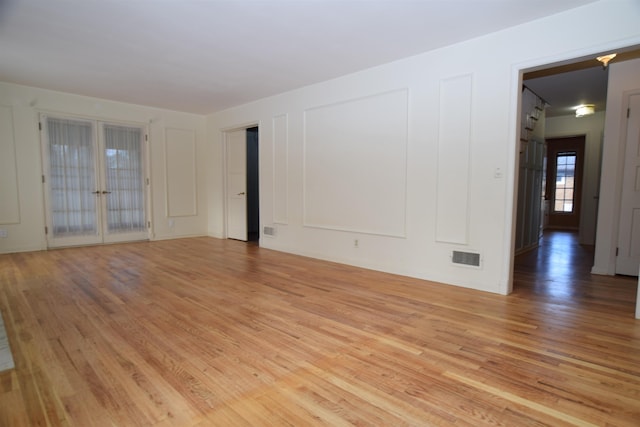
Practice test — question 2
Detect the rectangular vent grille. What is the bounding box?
[263,226,276,237]
[452,251,480,267]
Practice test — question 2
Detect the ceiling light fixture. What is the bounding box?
[575,104,595,117]
[596,53,617,69]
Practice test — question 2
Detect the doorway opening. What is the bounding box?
[247,127,259,243]
[512,59,605,292]
[511,45,640,297]
[225,126,259,244]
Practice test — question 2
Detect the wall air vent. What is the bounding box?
[263,226,276,237]
[452,251,481,267]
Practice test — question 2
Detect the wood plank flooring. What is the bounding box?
[0,232,638,426]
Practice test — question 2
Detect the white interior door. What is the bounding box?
[226,129,247,241]
[616,93,640,276]
[42,115,149,248]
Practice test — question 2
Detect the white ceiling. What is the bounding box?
[525,66,609,118]
[0,0,600,115]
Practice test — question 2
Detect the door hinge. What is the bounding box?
[146,178,150,185]
[147,221,151,229]
[628,108,631,118]
[616,247,619,256]
[44,226,48,235]
[42,175,45,183]
[145,134,148,141]
[38,122,42,131]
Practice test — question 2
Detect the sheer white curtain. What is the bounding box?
[47,117,97,237]
[103,124,145,234]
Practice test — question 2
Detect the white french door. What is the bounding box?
[42,115,149,248]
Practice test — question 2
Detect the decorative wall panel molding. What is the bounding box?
[273,114,289,224]
[165,128,197,217]
[0,106,20,224]
[436,74,472,244]
[303,89,408,237]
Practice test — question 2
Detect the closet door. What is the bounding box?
[42,116,102,247]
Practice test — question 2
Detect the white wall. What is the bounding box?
[207,0,640,295]
[593,58,640,275]
[0,82,208,254]
[545,112,606,246]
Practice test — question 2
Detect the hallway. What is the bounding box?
[513,230,637,311]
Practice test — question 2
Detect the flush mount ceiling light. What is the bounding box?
[596,53,617,69]
[575,104,595,117]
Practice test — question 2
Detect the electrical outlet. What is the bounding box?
[354,239,359,248]
[0,229,7,238]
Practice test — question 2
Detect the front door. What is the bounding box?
[42,116,148,248]
[545,136,585,230]
[616,93,640,276]
[226,129,247,241]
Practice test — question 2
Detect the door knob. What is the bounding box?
[237,192,245,196]
[102,191,112,194]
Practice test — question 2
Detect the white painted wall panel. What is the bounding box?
[273,114,288,224]
[207,1,640,295]
[0,106,20,224]
[165,128,197,217]
[303,90,408,237]
[436,75,472,244]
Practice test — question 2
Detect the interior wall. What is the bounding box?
[0,82,208,254]
[593,58,640,275]
[207,1,640,294]
[544,112,605,246]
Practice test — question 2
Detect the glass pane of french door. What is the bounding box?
[45,117,102,247]
[101,123,147,243]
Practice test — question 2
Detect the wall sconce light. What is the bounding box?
[596,53,617,69]
[575,104,595,117]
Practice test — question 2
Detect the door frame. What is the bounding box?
[40,112,152,248]
[222,122,260,242]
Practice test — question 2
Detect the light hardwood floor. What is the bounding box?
[0,233,638,426]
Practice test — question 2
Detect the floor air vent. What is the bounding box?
[452,251,480,267]
[263,226,276,237]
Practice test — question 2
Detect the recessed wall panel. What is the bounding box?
[303,89,408,237]
[165,128,197,217]
[436,75,472,244]
[0,106,20,224]
[273,114,288,224]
